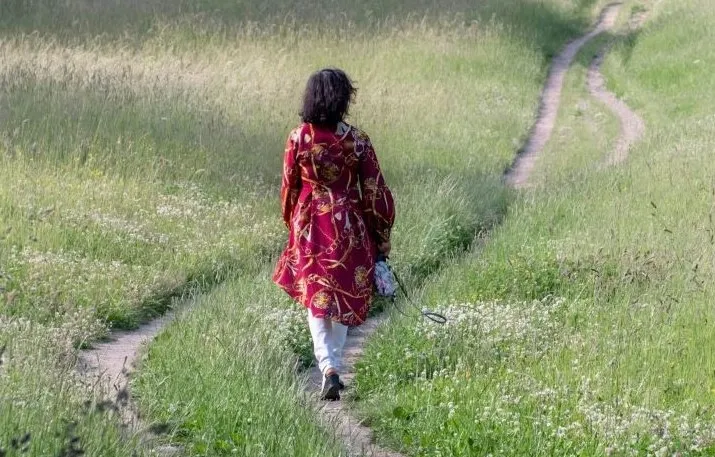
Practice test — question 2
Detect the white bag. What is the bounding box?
[374,254,397,298]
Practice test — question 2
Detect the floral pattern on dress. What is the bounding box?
[273,122,395,326]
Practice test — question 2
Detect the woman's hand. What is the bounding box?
[377,241,391,256]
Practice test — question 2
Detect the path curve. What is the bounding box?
[505,3,622,187]
[587,15,647,165]
[77,4,633,457]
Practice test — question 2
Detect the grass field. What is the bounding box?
[4,0,709,455]
[355,0,715,455]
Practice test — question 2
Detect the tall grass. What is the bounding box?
[1,0,612,454]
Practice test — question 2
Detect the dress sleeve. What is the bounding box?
[358,134,395,244]
[280,130,301,228]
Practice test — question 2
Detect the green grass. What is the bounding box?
[133,274,344,456]
[0,318,141,455]
[355,1,715,455]
[1,0,620,455]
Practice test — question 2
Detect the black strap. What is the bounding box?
[384,259,447,324]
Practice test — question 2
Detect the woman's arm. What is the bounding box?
[357,132,395,247]
[280,130,301,228]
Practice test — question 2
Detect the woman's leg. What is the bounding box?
[307,311,343,399]
[331,322,348,373]
[307,311,336,374]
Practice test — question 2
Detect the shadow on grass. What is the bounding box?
[571,17,645,74]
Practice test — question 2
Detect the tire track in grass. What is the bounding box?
[309,314,403,457]
[79,313,175,404]
[312,5,628,456]
[505,3,623,188]
[587,11,647,166]
[78,309,185,456]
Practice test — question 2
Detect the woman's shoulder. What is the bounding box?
[345,125,374,157]
[289,122,371,146]
[346,124,371,143]
[288,123,314,147]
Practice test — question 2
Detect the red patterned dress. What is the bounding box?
[273,122,395,326]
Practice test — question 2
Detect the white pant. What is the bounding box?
[307,312,348,375]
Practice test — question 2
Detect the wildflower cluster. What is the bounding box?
[6,246,184,327]
[360,295,715,456]
[258,303,313,367]
[2,172,283,329]
[414,296,566,361]
[580,394,715,456]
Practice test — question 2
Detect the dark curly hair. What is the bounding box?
[300,68,357,126]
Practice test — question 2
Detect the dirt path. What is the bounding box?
[587,14,647,166]
[78,310,183,456]
[308,314,403,457]
[78,312,176,400]
[76,4,642,457]
[505,3,622,187]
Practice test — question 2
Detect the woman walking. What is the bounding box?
[273,68,395,400]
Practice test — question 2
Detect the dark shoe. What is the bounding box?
[321,373,341,401]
